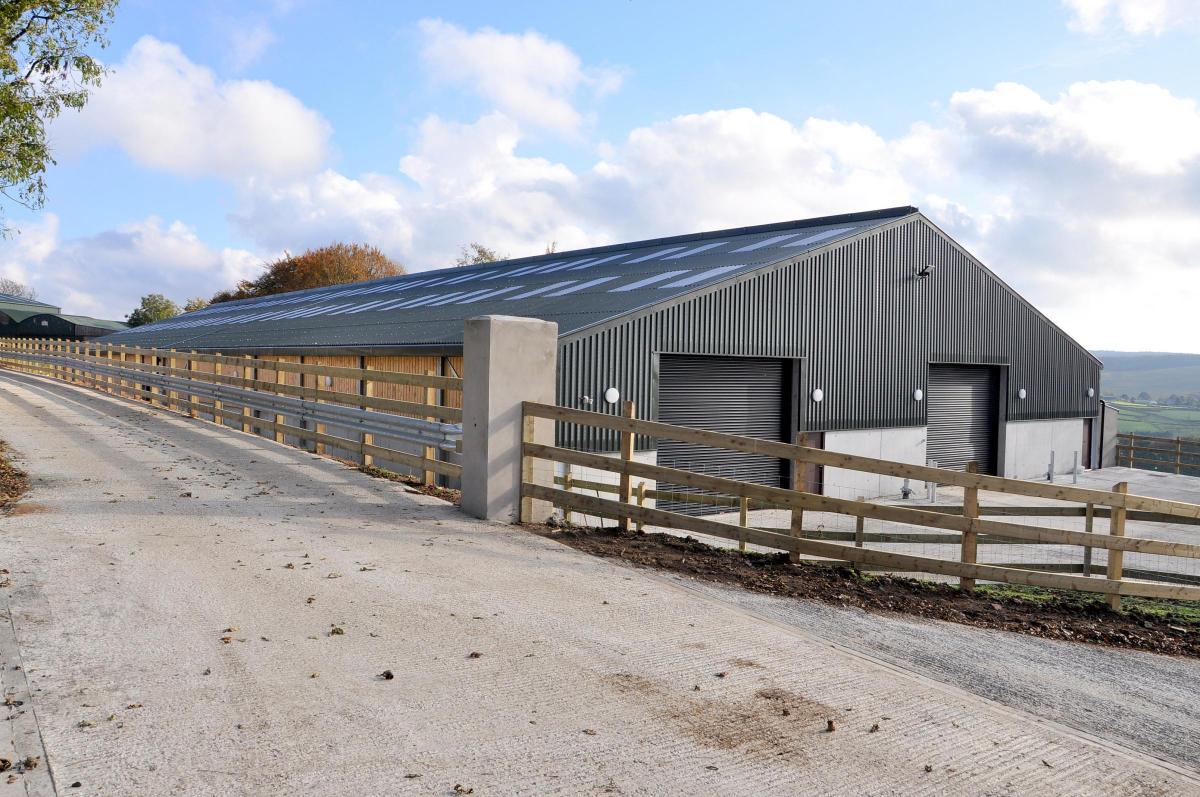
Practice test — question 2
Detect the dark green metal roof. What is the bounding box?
[103,207,917,351]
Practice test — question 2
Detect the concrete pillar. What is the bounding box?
[461,315,558,522]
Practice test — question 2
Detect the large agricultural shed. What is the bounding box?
[104,206,1103,500]
[0,291,128,339]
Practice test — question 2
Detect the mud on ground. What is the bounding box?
[536,525,1200,659]
[0,440,29,512]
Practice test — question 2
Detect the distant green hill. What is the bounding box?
[1094,351,1200,400]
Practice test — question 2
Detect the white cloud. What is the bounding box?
[2,216,263,320]
[54,36,331,181]
[228,22,276,71]
[1063,0,1200,35]
[17,23,1200,352]
[418,18,624,134]
[945,81,1200,176]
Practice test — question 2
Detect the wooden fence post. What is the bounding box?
[960,461,980,592]
[1107,482,1128,611]
[273,356,285,439]
[855,497,865,548]
[519,410,537,524]
[242,354,254,433]
[635,481,646,532]
[361,357,374,466]
[790,432,804,563]
[1177,438,1184,475]
[1083,502,1095,577]
[562,467,574,525]
[213,352,223,426]
[739,496,749,552]
[618,400,636,532]
[423,370,439,486]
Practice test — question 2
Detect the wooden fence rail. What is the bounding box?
[1117,432,1200,476]
[523,402,1200,607]
[0,337,463,482]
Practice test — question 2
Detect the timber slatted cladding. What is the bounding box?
[656,355,788,515]
[926,364,1000,474]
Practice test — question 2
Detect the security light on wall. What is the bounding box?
[913,388,924,401]
[811,388,824,402]
[1087,387,1095,398]
[1018,388,1027,400]
[604,387,621,404]
[580,395,593,406]
[914,263,936,279]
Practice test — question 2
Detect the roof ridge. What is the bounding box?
[199,206,920,312]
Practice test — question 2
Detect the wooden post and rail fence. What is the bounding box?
[1117,432,1200,476]
[520,401,1200,609]
[0,337,462,484]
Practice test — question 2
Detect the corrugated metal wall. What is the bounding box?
[557,217,1101,451]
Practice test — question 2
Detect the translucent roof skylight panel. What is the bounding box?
[624,245,688,264]
[455,285,522,304]
[387,291,469,309]
[730,232,802,253]
[388,293,456,310]
[439,272,480,286]
[567,252,630,270]
[608,270,690,292]
[782,227,854,247]
[505,281,576,300]
[543,275,620,296]
[483,262,558,280]
[524,258,593,275]
[662,241,728,260]
[338,299,400,315]
[426,288,494,306]
[292,304,349,318]
[263,306,319,321]
[658,264,746,288]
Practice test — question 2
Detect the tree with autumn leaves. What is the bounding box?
[210,242,405,304]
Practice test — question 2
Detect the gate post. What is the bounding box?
[461,315,558,523]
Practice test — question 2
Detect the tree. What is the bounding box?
[454,242,503,267]
[126,294,179,327]
[183,296,209,313]
[0,276,36,300]
[1137,391,1152,401]
[211,242,404,303]
[1,2,117,235]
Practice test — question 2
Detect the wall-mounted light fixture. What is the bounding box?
[580,395,593,406]
[913,388,924,402]
[914,263,937,280]
[811,388,824,403]
[1017,388,1027,400]
[604,387,620,404]
[1087,387,1095,398]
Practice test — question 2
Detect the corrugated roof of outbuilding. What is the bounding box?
[104,207,918,351]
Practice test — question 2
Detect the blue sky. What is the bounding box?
[2,0,1199,350]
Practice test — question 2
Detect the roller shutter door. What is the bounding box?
[657,355,787,514]
[927,365,999,474]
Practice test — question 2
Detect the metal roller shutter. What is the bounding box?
[926,365,999,474]
[657,355,787,514]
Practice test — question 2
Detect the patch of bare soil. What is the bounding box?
[0,440,29,514]
[600,670,839,759]
[355,463,462,505]
[536,526,1200,659]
